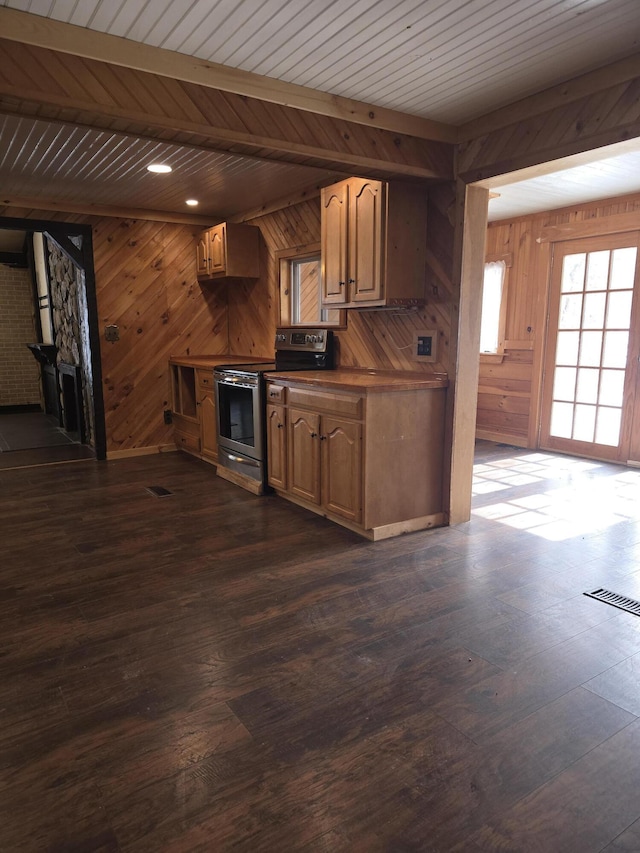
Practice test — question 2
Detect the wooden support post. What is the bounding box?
[448,183,489,524]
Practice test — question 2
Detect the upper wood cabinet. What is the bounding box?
[321,177,428,309]
[197,222,260,280]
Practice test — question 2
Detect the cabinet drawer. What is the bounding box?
[173,414,200,452]
[196,369,215,391]
[266,383,286,404]
[176,432,200,453]
[288,387,362,419]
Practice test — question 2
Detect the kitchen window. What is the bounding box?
[480,253,511,361]
[277,244,345,328]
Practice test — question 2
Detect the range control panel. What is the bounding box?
[275,327,331,352]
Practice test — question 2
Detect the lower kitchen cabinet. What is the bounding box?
[266,401,287,490]
[169,359,218,464]
[172,412,201,454]
[198,382,217,461]
[286,406,362,523]
[266,375,446,539]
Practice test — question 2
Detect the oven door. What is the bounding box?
[214,372,264,462]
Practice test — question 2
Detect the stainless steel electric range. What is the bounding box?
[214,328,334,491]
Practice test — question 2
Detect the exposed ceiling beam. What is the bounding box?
[0,6,457,145]
[0,38,453,181]
[0,197,215,226]
[460,51,640,142]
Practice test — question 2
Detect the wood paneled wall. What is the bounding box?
[92,218,228,453]
[458,65,640,182]
[477,191,640,447]
[243,189,454,376]
[0,183,456,455]
[0,205,227,454]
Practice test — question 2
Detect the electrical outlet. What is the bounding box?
[163,409,172,425]
[417,335,432,357]
[414,329,437,362]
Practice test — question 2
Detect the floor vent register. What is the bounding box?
[584,588,640,617]
[145,485,174,498]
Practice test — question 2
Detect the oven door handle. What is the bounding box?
[214,377,257,390]
[226,453,260,468]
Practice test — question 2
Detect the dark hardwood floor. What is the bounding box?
[0,412,94,469]
[3,441,640,851]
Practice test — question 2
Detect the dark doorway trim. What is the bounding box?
[0,216,106,461]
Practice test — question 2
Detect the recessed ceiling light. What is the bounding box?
[186,199,199,206]
[147,163,172,173]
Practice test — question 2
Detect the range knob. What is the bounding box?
[275,333,286,343]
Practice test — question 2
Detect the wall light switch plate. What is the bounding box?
[414,329,437,362]
[104,324,120,342]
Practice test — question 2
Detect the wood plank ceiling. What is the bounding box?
[0,0,639,222]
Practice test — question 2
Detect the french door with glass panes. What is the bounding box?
[540,233,640,462]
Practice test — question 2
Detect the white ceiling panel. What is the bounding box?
[0,114,337,219]
[488,149,640,221]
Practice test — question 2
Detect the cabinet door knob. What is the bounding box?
[348,278,355,284]
[311,432,318,438]
[320,435,327,441]
[277,423,284,429]
[339,281,345,287]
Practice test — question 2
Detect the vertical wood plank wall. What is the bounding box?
[478,191,640,448]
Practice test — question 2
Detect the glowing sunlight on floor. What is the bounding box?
[472,449,640,542]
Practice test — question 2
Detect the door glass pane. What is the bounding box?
[556,330,580,365]
[606,290,633,329]
[596,407,622,446]
[583,292,606,328]
[553,367,576,401]
[610,247,637,289]
[602,331,629,368]
[599,369,625,407]
[559,294,583,328]
[561,254,586,292]
[573,404,596,442]
[576,368,599,404]
[579,331,603,366]
[547,240,636,455]
[585,250,610,291]
[550,401,573,438]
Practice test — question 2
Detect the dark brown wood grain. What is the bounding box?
[2,440,640,850]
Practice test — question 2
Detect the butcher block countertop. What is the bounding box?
[169,354,272,368]
[267,368,449,393]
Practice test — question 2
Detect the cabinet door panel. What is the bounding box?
[209,225,226,274]
[200,393,217,459]
[196,232,210,277]
[321,181,348,304]
[322,417,362,522]
[288,408,321,504]
[266,404,287,490]
[349,179,384,303]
